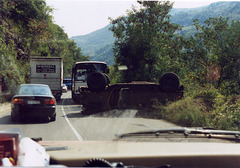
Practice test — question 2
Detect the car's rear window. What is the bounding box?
[18,85,52,96]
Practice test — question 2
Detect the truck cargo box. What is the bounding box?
[30,57,63,101]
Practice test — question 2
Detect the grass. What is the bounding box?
[161,97,210,127]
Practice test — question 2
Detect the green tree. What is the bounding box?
[0,26,23,96]
[0,0,88,95]
[110,1,182,82]
[182,17,240,94]
[3,0,53,60]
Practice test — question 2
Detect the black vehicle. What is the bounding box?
[80,72,183,114]
[11,84,56,122]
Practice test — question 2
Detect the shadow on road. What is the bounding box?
[17,118,51,124]
[63,113,87,118]
[82,108,162,119]
[63,109,139,119]
[60,94,155,120]
[0,114,52,125]
[0,115,12,125]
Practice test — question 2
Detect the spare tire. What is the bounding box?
[87,72,108,92]
[158,72,180,93]
[104,73,110,85]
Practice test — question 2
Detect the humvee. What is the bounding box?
[77,71,183,114]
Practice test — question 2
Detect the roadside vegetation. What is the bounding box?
[0,0,89,102]
[154,84,240,131]
[109,1,240,130]
[163,16,240,130]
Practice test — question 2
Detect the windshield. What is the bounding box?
[1,0,240,167]
[73,62,108,81]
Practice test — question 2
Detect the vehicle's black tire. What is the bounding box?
[87,72,108,92]
[56,96,61,102]
[49,113,56,121]
[11,114,18,123]
[72,91,80,104]
[104,73,110,85]
[50,116,56,121]
[158,72,180,93]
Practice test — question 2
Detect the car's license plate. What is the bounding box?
[28,100,40,104]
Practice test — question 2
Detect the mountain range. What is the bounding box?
[70,1,240,66]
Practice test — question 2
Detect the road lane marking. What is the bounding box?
[61,94,84,141]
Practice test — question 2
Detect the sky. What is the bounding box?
[45,0,222,38]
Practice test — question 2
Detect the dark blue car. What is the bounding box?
[11,84,56,122]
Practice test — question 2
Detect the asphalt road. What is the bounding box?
[0,91,178,141]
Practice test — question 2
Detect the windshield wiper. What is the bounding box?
[115,127,240,140]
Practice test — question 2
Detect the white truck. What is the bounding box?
[30,57,63,101]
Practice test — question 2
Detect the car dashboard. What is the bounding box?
[2,129,240,167]
[39,141,240,167]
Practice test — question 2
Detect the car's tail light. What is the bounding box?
[43,98,55,105]
[13,98,25,105]
[176,95,182,100]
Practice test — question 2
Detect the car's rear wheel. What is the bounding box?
[50,116,56,121]
[11,114,18,123]
[49,113,56,121]
[158,72,180,93]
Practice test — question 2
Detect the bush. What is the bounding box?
[154,84,240,131]
[211,95,240,130]
[219,80,240,95]
[162,97,210,127]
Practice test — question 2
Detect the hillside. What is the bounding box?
[71,1,240,66]
[171,1,240,36]
[71,24,115,65]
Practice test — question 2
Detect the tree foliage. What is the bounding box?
[182,17,240,94]
[110,1,183,82]
[0,0,88,94]
[109,0,240,96]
